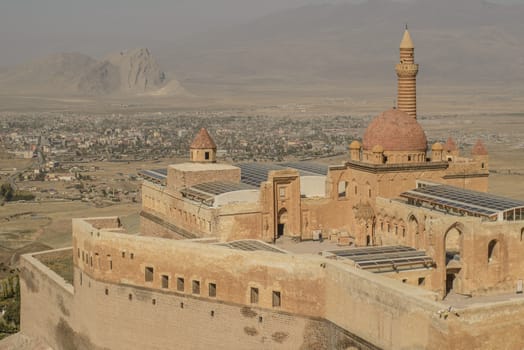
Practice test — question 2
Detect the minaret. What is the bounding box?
[395,26,419,119]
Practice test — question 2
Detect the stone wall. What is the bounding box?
[167,164,240,192]
[21,218,524,349]
[375,197,524,297]
[19,249,82,350]
[142,181,216,237]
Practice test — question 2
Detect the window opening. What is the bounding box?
[250,287,259,304]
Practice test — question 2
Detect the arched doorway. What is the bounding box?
[277,208,288,238]
[445,226,461,262]
[444,224,463,296]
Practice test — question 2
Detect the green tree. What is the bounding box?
[0,183,13,201]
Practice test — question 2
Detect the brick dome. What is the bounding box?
[362,109,427,152]
[444,137,458,152]
[471,139,488,156]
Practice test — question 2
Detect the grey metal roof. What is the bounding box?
[327,246,434,273]
[192,181,256,195]
[138,169,167,185]
[279,162,329,176]
[401,184,524,221]
[235,162,323,187]
[181,181,257,205]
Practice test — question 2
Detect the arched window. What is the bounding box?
[445,224,463,264]
[338,181,347,198]
[488,240,499,263]
[408,215,419,235]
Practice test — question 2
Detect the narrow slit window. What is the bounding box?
[250,287,259,304]
[272,291,281,307]
[177,277,185,292]
[145,266,154,282]
[161,275,169,289]
[192,280,200,295]
[209,283,217,297]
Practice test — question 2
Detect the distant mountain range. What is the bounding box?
[0,0,522,99]
[165,0,524,92]
[0,48,185,97]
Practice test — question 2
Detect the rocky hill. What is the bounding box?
[0,49,181,96]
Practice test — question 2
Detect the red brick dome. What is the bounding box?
[362,109,427,152]
[471,139,488,156]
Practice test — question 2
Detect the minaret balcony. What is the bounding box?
[395,63,419,77]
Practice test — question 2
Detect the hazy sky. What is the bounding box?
[0,0,519,66]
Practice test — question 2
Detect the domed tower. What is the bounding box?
[395,26,419,119]
[431,142,444,162]
[349,140,361,161]
[190,128,217,163]
[362,109,427,164]
[444,137,459,160]
[471,139,489,170]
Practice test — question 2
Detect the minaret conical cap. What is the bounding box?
[400,29,414,49]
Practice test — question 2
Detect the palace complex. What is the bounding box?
[17,29,524,350]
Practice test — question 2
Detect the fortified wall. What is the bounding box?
[19,217,524,350]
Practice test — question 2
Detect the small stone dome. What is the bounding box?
[372,144,384,153]
[349,140,361,150]
[432,142,443,151]
[362,109,427,152]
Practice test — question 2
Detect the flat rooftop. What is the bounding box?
[181,181,258,205]
[141,161,329,188]
[274,237,341,254]
[443,291,524,309]
[401,183,524,221]
[138,168,167,185]
[236,162,327,187]
[215,240,288,254]
[324,245,434,273]
[169,162,239,172]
